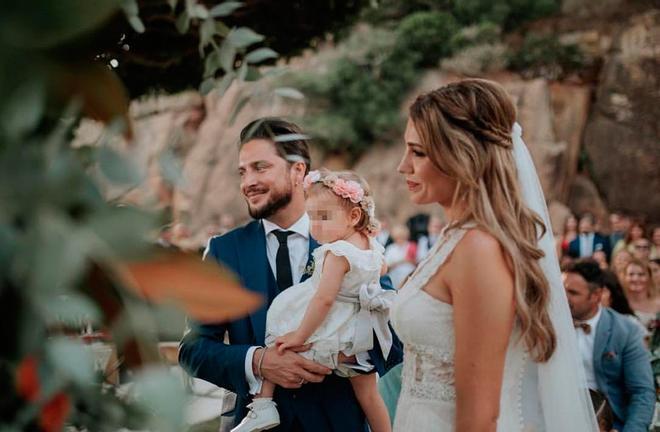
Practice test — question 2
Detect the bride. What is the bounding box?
[391,79,598,431]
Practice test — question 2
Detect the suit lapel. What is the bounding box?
[301,236,320,283]
[593,308,613,385]
[238,221,271,345]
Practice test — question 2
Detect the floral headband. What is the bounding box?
[303,170,378,232]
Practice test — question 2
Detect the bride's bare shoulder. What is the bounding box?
[453,228,503,259]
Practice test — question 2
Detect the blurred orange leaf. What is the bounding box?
[117,252,262,323]
[51,61,133,139]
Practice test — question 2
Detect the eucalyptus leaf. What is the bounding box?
[41,293,102,327]
[199,18,217,54]
[215,21,230,37]
[175,10,190,34]
[237,62,248,81]
[132,367,187,432]
[97,146,143,186]
[215,72,235,97]
[47,337,95,386]
[274,87,305,100]
[168,0,178,10]
[199,77,215,95]
[127,15,146,33]
[121,0,139,17]
[86,205,157,259]
[244,66,262,82]
[209,1,244,17]
[203,50,221,77]
[226,27,264,49]
[218,40,236,72]
[245,47,278,64]
[191,4,209,19]
[1,80,45,139]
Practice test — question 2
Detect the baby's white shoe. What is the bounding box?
[230,398,280,432]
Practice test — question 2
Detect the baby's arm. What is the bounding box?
[275,252,349,352]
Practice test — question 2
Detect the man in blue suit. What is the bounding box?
[563,259,654,432]
[568,213,611,261]
[179,118,401,431]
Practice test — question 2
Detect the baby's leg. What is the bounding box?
[256,379,275,399]
[230,381,279,431]
[349,373,392,432]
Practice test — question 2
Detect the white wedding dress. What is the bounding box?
[391,225,543,431]
[390,122,598,432]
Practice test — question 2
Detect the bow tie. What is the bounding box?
[574,321,592,334]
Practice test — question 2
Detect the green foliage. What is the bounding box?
[395,11,459,66]
[450,22,502,51]
[294,27,419,157]
[452,0,559,31]
[508,35,585,80]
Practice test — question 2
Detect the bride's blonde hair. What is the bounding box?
[410,78,556,362]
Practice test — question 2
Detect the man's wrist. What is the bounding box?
[252,347,263,377]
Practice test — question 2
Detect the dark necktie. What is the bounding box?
[573,321,592,335]
[273,230,294,290]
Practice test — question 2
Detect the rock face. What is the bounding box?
[73,10,660,248]
[583,10,660,220]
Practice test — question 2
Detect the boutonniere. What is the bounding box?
[603,351,617,360]
[303,259,315,277]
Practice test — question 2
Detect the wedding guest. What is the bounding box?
[608,211,626,249]
[611,249,633,284]
[650,258,660,292]
[631,237,652,263]
[568,213,611,261]
[375,218,393,248]
[650,226,660,260]
[623,259,660,330]
[612,219,646,257]
[415,215,444,262]
[563,259,654,432]
[383,225,416,289]
[600,270,648,338]
[556,213,578,259]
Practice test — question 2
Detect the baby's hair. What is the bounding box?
[305,168,380,236]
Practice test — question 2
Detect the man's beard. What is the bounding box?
[247,184,293,220]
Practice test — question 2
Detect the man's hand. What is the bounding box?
[253,347,331,389]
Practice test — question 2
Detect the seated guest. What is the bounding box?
[600,270,648,339]
[623,259,660,330]
[568,213,611,261]
[563,259,655,432]
[415,215,444,262]
[557,213,578,259]
[612,219,646,258]
[384,225,416,289]
[611,249,633,285]
[651,226,660,260]
[630,237,652,264]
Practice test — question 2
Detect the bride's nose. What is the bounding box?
[397,151,411,174]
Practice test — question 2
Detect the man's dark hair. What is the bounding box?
[579,212,595,224]
[239,117,311,174]
[563,259,604,292]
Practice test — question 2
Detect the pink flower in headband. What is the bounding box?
[332,179,364,204]
[303,170,321,189]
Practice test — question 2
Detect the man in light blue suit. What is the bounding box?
[563,259,655,432]
[179,118,402,431]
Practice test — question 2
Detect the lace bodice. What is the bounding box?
[390,227,466,407]
[391,225,536,431]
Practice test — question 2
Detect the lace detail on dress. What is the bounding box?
[401,343,456,402]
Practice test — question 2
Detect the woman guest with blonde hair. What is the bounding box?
[623,259,660,330]
[391,78,597,431]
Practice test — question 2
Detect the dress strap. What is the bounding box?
[403,226,472,293]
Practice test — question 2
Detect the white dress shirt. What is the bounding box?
[579,232,595,257]
[575,306,602,390]
[245,213,310,394]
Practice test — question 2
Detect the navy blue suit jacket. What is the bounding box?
[593,308,655,432]
[568,232,611,261]
[178,220,403,431]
